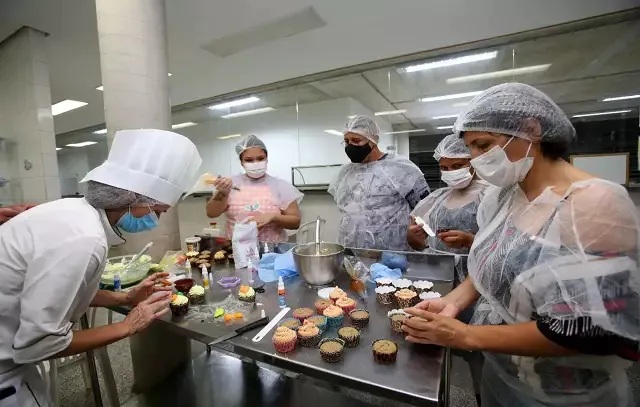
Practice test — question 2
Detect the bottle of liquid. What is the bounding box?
[202,266,210,289]
[113,274,121,292]
[247,259,255,288]
[277,276,286,308]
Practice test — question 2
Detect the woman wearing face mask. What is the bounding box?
[401,83,640,407]
[206,135,302,242]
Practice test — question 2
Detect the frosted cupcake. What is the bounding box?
[305,315,328,333]
[419,291,442,300]
[388,309,411,333]
[413,280,434,294]
[238,285,256,303]
[395,289,418,308]
[375,277,393,287]
[170,294,189,317]
[323,305,345,327]
[213,250,226,265]
[392,278,413,291]
[314,299,332,315]
[375,286,396,305]
[272,326,297,353]
[329,287,347,304]
[187,285,205,304]
[297,320,322,347]
[335,296,356,315]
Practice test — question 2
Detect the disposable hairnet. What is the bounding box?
[433,134,471,161]
[453,83,576,143]
[329,154,430,250]
[235,135,268,157]
[343,115,380,144]
[84,181,163,209]
[469,178,640,404]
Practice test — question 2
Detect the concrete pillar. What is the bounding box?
[95,0,181,261]
[0,27,60,206]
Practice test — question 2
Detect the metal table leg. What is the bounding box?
[439,347,451,407]
[80,314,104,407]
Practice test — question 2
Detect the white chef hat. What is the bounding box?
[81,129,202,206]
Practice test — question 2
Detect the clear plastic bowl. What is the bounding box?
[101,254,152,287]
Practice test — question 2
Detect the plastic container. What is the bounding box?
[185,236,201,253]
[101,254,152,287]
[278,276,287,308]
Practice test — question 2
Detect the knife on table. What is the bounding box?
[208,316,270,347]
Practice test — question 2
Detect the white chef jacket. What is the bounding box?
[0,198,120,386]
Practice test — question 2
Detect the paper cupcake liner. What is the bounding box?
[213,258,227,265]
[293,310,315,323]
[319,338,345,363]
[375,281,393,288]
[414,287,430,295]
[297,331,322,348]
[338,303,356,315]
[279,318,301,331]
[170,302,189,317]
[349,309,370,329]
[305,316,327,333]
[396,296,417,309]
[338,327,361,348]
[377,291,394,305]
[187,293,205,305]
[315,302,331,315]
[390,317,408,333]
[325,314,344,328]
[372,339,398,364]
[273,336,297,353]
[239,293,256,303]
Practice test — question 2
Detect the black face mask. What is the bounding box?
[345,143,372,163]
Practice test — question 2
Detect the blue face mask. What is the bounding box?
[116,210,159,233]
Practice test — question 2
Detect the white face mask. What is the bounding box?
[243,160,267,179]
[470,138,533,187]
[441,167,473,189]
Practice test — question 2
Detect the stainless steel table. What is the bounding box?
[113,247,455,406]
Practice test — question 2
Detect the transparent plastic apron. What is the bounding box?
[226,185,286,243]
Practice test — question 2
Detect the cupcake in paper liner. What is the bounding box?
[305,315,328,333]
[413,280,434,295]
[292,307,314,323]
[338,326,361,348]
[375,286,395,305]
[392,278,413,291]
[297,320,322,347]
[314,299,332,315]
[375,277,393,288]
[372,339,398,364]
[349,309,370,329]
[395,288,418,308]
[323,305,344,327]
[272,326,297,353]
[187,285,205,305]
[238,285,256,303]
[279,318,301,331]
[170,294,189,317]
[419,291,442,301]
[319,338,345,363]
[213,250,227,264]
[388,309,411,333]
[227,253,235,265]
[335,296,356,315]
[329,287,348,304]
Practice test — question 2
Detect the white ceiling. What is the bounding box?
[0,0,638,136]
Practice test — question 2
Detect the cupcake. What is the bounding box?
[375,286,396,305]
[292,307,314,322]
[170,294,189,317]
[419,291,442,300]
[227,253,235,265]
[272,326,297,353]
[200,250,212,256]
[392,278,413,291]
[297,320,322,347]
[305,315,328,333]
[213,250,227,264]
[186,251,199,262]
[279,318,301,331]
[187,285,205,304]
[372,339,398,364]
[388,309,411,333]
[349,309,370,329]
[329,287,347,304]
[375,277,393,287]
[413,280,434,294]
[335,296,356,315]
[238,285,256,303]
[395,289,418,308]
[319,338,345,363]
[195,259,211,268]
[338,326,361,348]
[323,305,345,327]
[314,299,332,315]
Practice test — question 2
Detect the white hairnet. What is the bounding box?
[343,115,380,144]
[85,181,163,209]
[235,135,268,157]
[453,83,576,143]
[433,134,471,161]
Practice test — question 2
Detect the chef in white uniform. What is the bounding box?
[0,129,201,406]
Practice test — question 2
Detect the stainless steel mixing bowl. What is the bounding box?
[293,242,344,286]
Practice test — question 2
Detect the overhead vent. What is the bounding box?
[201,6,325,58]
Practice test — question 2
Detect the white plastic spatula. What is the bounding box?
[123,242,154,272]
[414,216,436,237]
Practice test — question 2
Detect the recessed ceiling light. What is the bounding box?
[171,122,197,129]
[56,147,62,151]
[446,64,551,84]
[324,130,343,136]
[221,107,275,119]
[217,134,243,140]
[385,129,426,135]
[572,109,632,118]
[209,96,260,110]
[436,125,454,130]
[66,141,98,148]
[432,114,459,120]
[96,85,103,91]
[602,94,640,102]
[420,91,483,103]
[452,102,470,107]
[52,100,88,116]
[168,73,172,76]
[402,51,497,73]
[93,129,107,135]
[374,109,407,116]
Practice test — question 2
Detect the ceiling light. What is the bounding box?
[172,122,197,129]
[572,109,632,118]
[374,109,407,116]
[452,102,469,107]
[51,100,88,116]
[436,125,454,130]
[221,107,275,119]
[217,134,242,140]
[385,129,426,135]
[432,114,459,120]
[66,141,98,148]
[347,115,357,119]
[93,129,107,135]
[56,147,62,151]
[446,64,551,84]
[324,130,343,136]
[209,96,260,110]
[420,91,483,103]
[403,51,497,73]
[602,94,640,102]
[96,85,103,91]
[168,73,172,76]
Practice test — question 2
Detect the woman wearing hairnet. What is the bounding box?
[206,135,302,242]
[330,115,430,250]
[402,83,640,407]
[0,129,202,406]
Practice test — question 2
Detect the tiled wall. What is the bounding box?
[0,27,59,205]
